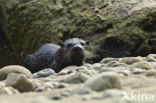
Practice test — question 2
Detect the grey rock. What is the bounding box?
[92,63,102,70]
[0,65,32,81]
[84,72,122,92]
[72,87,92,95]
[36,69,55,78]
[100,58,118,64]
[130,68,147,74]
[145,70,156,77]
[61,73,90,84]
[0,87,19,95]
[131,61,153,70]
[5,73,35,92]
[119,57,142,65]
[51,94,62,100]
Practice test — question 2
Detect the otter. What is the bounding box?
[24,38,89,73]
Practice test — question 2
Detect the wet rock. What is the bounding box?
[0,65,32,80]
[0,87,19,95]
[36,69,55,78]
[61,73,90,84]
[5,73,35,92]
[119,57,142,65]
[84,73,122,92]
[131,61,153,70]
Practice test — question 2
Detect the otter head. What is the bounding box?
[61,38,89,66]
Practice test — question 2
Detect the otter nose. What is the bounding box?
[72,45,82,51]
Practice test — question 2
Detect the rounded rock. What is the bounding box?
[119,57,142,65]
[5,73,35,92]
[84,72,122,92]
[0,65,32,81]
[61,73,90,84]
[131,61,153,70]
[36,69,55,78]
[0,87,19,95]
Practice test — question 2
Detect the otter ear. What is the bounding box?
[86,41,90,45]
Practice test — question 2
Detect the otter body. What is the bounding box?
[24,38,89,73]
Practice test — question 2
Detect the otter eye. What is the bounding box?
[80,42,85,46]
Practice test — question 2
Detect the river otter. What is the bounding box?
[24,38,89,73]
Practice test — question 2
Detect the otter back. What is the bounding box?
[24,44,60,73]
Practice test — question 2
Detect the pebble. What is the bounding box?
[119,57,142,64]
[145,70,156,77]
[0,87,19,95]
[0,65,32,81]
[36,69,55,78]
[100,58,118,64]
[61,72,90,84]
[131,61,153,70]
[84,72,122,91]
[72,87,92,95]
[5,73,35,92]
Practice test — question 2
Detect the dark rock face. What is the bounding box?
[24,38,88,73]
[0,0,156,66]
[0,27,22,68]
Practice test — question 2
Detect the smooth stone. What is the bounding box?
[72,87,92,95]
[36,85,54,92]
[84,72,122,92]
[99,67,115,73]
[117,70,131,76]
[92,63,102,70]
[0,65,32,80]
[57,66,78,75]
[145,70,156,77]
[55,83,68,89]
[106,61,119,67]
[100,58,118,64]
[130,68,147,74]
[145,56,156,62]
[5,73,35,92]
[36,69,55,78]
[119,57,142,65]
[51,94,62,100]
[131,61,153,70]
[0,87,19,95]
[61,73,90,84]
[68,66,88,73]
[61,91,71,97]
[83,63,93,68]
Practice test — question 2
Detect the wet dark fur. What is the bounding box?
[24,38,88,73]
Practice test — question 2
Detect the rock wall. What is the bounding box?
[0,0,156,66]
